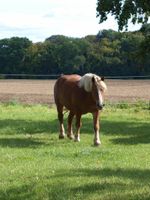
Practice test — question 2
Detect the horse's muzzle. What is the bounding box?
[96,103,105,110]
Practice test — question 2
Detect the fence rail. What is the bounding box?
[0,74,150,79]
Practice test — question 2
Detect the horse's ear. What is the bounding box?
[101,76,105,81]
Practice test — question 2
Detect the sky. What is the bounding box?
[0,0,142,43]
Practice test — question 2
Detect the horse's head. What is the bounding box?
[91,75,107,110]
[78,73,107,110]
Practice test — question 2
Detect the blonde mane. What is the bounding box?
[78,73,107,92]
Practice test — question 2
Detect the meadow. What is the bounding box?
[0,103,150,200]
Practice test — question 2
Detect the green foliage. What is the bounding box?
[0,26,149,76]
[138,24,150,73]
[96,0,150,31]
[0,37,32,74]
[0,104,150,199]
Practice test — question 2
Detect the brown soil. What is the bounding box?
[0,79,149,104]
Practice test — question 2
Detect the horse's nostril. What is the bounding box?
[96,103,103,110]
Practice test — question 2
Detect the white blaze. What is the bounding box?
[97,86,103,105]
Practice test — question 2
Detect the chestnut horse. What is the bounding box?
[54,73,107,146]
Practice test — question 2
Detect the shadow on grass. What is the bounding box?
[0,115,149,145]
[0,118,58,148]
[81,118,150,145]
[0,119,54,135]
[54,167,150,181]
[0,138,45,148]
[55,116,150,145]
[0,168,149,200]
[0,184,35,200]
[52,167,150,200]
[102,120,150,145]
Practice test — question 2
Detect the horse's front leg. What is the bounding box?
[75,113,82,142]
[92,111,101,146]
[67,111,74,139]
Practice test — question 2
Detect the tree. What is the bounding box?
[120,32,144,75]
[138,24,150,73]
[0,31,149,77]
[0,37,32,73]
[96,0,150,30]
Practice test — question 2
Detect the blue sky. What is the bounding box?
[0,0,142,42]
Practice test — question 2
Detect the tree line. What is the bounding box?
[0,24,149,77]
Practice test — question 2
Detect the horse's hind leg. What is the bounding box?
[67,111,74,139]
[57,104,65,139]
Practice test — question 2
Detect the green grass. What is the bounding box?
[0,103,150,200]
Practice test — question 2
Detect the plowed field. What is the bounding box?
[0,79,149,104]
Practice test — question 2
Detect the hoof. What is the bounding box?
[74,137,80,142]
[67,134,74,140]
[94,140,101,146]
[59,134,65,139]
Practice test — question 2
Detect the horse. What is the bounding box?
[54,73,107,146]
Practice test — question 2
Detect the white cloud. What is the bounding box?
[0,0,144,42]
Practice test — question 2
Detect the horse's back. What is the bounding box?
[54,74,81,91]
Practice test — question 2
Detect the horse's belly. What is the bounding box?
[62,97,97,114]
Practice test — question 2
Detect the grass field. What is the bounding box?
[0,103,150,200]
